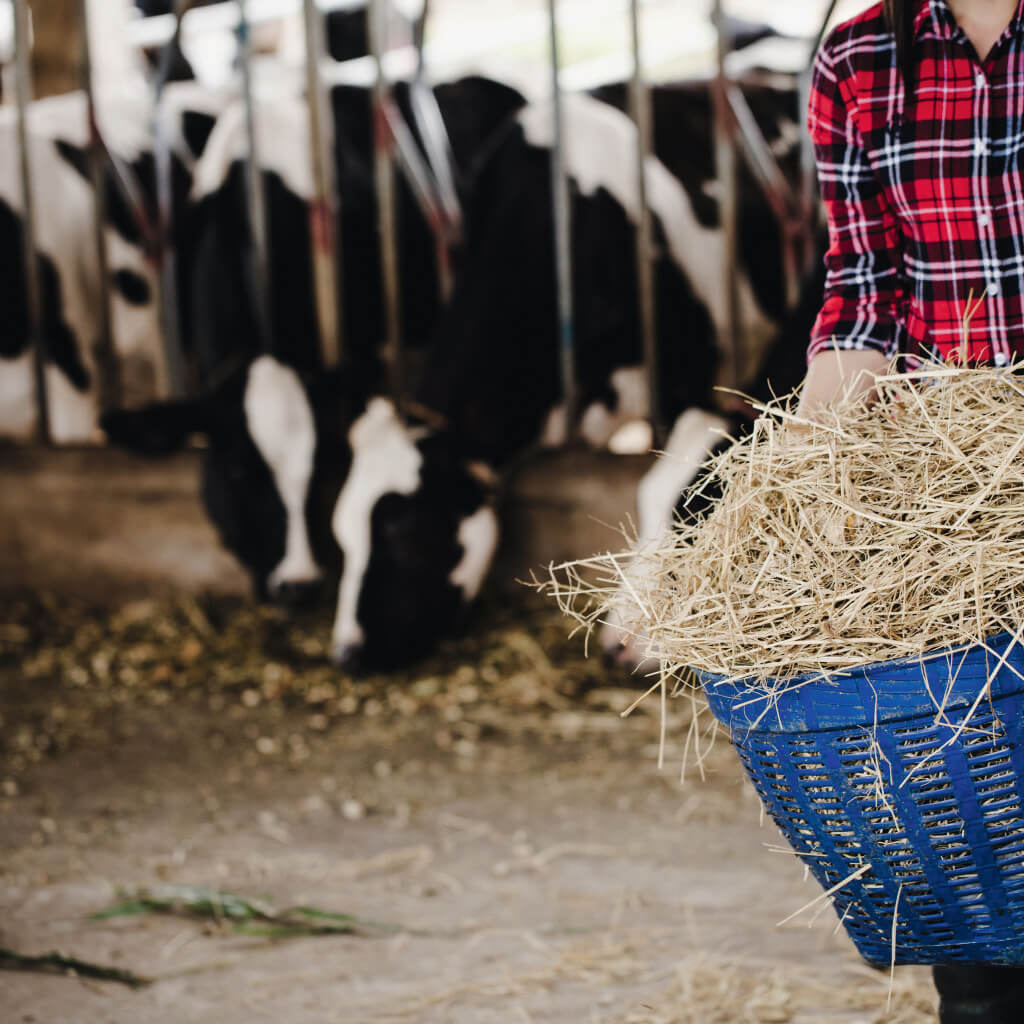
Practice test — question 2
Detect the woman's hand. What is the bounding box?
[795,348,890,420]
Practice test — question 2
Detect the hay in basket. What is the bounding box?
[540,359,1024,697]
[541,358,1024,972]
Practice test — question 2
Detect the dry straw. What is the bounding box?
[541,359,1024,695]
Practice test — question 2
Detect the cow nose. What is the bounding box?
[330,642,364,673]
[602,645,623,669]
[270,578,323,608]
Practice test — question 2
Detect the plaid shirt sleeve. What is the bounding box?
[807,38,904,361]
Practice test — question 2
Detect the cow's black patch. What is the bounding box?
[182,110,217,160]
[103,357,371,604]
[56,140,193,253]
[352,433,490,670]
[112,268,152,306]
[0,197,90,390]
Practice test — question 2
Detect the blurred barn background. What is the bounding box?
[0,2,939,1021]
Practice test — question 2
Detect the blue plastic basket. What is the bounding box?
[697,632,1024,967]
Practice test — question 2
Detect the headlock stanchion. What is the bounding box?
[151,0,199,397]
[13,0,50,445]
[77,0,121,415]
[547,0,577,439]
[237,0,273,351]
[369,0,404,404]
[799,0,839,259]
[628,0,661,449]
[711,0,742,395]
[408,0,462,304]
[303,0,343,369]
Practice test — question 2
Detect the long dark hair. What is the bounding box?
[884,0,917,84]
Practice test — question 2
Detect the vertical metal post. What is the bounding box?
[77,0,120,414]
[151,0,192,397]
[13,0,50,444]
[628,0,660,448]
[798,0,840,273]
[410,0,455,304]
[547,0,576,437]
[369,0,404,402]
[303,0,343,368]
[712,0,742,392]
[237,0,272,350]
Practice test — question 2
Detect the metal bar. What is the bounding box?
[369,0,404,403]
[127,0,368,50]
[712,0,742,393]
[725,81,801,308]
[77,0,121,414]
[797,0,840,275]
[237,0,272,350]
[800,0,841,194]
[150,0,195,397]
[303,0,343,368]
[409,0,461,302]
[383,99,444,230]
[628,0,660,448]
[726,83,797,219]
[546,0,576,438]
[13,0,50,444]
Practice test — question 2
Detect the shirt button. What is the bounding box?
[975,138,989,156]
[979,212,991,228]
[995,351,1009,366]
[989,280,1001,296]
[976,71,987,88]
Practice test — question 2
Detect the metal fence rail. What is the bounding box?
[6,0,838,446]
[547,0,576,439]
[303,0,344,368]
[77,0,120,416]
[13,0,49,444]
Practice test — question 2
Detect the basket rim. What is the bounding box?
[693,628,1020,692]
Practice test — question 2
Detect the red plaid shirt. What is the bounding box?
[808,0,1024,365]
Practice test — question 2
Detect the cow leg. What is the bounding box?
[933,965,1024,1023]
[600,407,730,668]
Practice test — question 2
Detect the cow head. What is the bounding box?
[329,398,499,672]
[102,354,358,606]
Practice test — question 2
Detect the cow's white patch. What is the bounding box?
[580,366,650,447]
[636,407,729,543]
[540,403,569,447]
[601,407,729,664]
[331,399,423,652]
[243,356,320,591]
[47,365,100,443]
[192,92,313,201]
[518,94,776,383]
[608,420,652,455]
[0,86,224,442]
[0,353,39,441]
[449,504,499,601]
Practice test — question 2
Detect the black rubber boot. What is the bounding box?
[933,965,1024,1023]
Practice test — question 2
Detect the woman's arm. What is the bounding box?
[805,29,905,371]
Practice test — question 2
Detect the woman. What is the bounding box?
[799,1,1024,1020]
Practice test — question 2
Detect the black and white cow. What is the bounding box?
[101,74,525,610]
[599,248,826,670]
[0,82,226,442]
[103,352,378,606]
[186,74,525,379]
[326,79,818,671]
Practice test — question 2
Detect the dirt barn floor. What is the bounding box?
[0,589,943,1024]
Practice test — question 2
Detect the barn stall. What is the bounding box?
[0,1,938,1020]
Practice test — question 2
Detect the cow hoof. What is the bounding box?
[330,643,363,674]
[269,579,324,608]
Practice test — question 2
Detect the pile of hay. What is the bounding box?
[543,362,1024,688]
